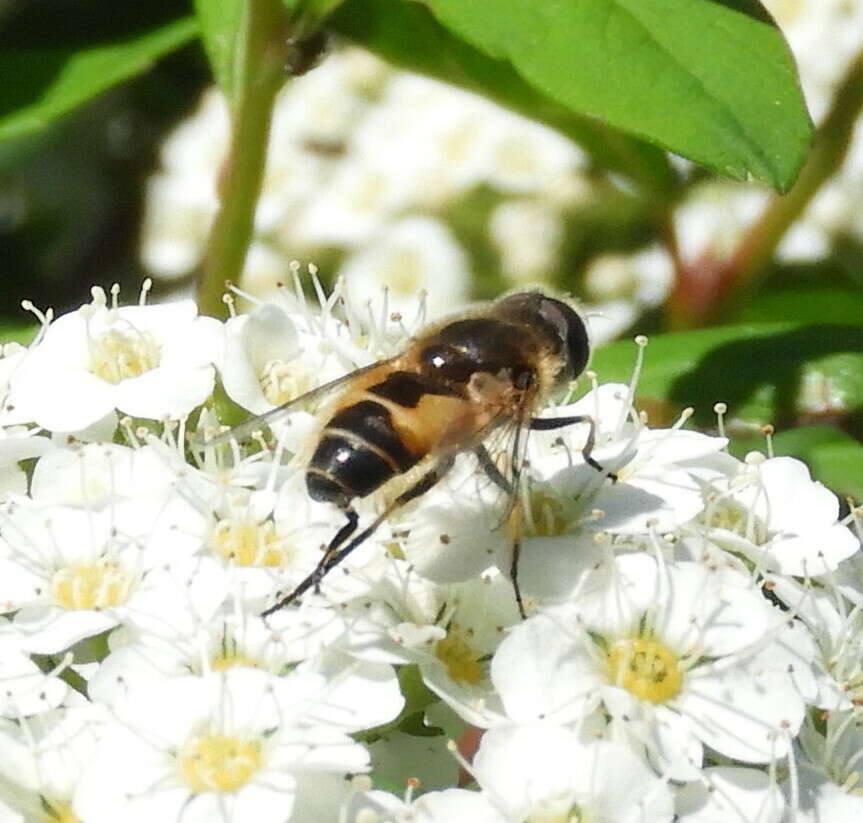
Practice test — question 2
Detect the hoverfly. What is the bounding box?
[212,291,607,618]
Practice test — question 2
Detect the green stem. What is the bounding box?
[721,49,863,314]
[197,0,294,318]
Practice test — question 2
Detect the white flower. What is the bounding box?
[336,561,520,728]
[488,199,563,284]
[395,456,507,585]
[290,157,417,248]
[491,555,811,777]
[0,497,208,653]
[759,574,861,711]
[8,288,224,431]
[220,299,366,416]
[139,173,218,278]
[526,384,727,535]
[697,455,859,576]
[0,705,105,821]
[160,88,229,178]
[172,474,380,611]
[339,217,471,320]
[74,669,369,823]
[674,181,769,262]
[583,244,675,307]
[480,110,585,195]
[790,710,863,823]
[473,726,674,823]
[28,442,177,509]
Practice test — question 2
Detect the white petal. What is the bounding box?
[767,524,859,576]
[676,655,805,763]
[112,365,214,420]
[676,767,785,823]
[591,469,704,534]
[491,615,602,724]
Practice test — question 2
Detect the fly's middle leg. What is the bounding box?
[530,414,616,480]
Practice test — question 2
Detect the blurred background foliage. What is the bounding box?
[1,0,863,497]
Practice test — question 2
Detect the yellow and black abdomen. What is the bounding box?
[305,371,463,508]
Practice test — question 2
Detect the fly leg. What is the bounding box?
[261,457,455,618]
[530,414,616,480]
[474,444,513,493]
[314,507,359,592]
[508,503,526,620]
[476,445,527,619]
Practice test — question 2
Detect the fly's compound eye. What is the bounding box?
[538,297,590,380]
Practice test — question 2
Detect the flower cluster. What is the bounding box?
[0,281,861,823]
[140,45,671,340]
[141,5,863,347]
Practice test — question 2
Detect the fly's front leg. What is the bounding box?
[530,414,616,480]
[508,502,527,620]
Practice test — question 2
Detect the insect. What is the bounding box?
[215,291,607,618]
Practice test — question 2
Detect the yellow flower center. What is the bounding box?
[210,518,290,567]
[178,733,263,793]
[527,812,582,823]
[704,499,767,545]
[210,653,261,672]
[435,629,483,685]
[41,799,78,823]
[525,488,570,537]
[494,136,540,177]
[440,122,476,164]
[606,637,683,704]
[259,359,311,407]
[50,560,132,610]
[88,328,161,384]
[383,249,422,296]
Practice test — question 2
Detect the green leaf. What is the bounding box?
[736,286,863,326]
[330,0,677,194]
[0,16,197,142]
[0,323,37,345]
[415,0,811,191]
[591,323,863,428]
[729,424,863,500]
[194,0,244,100]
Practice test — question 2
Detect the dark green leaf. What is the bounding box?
[730,424,863,500]
[591,323,863,428]
[736,286,863,326]
[0,16,196,142]
[330,0,677,194]
[416,0,811,191]
[194,0,243,100]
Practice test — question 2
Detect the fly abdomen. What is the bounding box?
[307,400,418,505]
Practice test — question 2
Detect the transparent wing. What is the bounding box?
[473,393,535,508]
[199,357,395,447]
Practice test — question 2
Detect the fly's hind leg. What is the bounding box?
[530,414,616,480]
[261,457,455,619]
[314,507,359,593]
